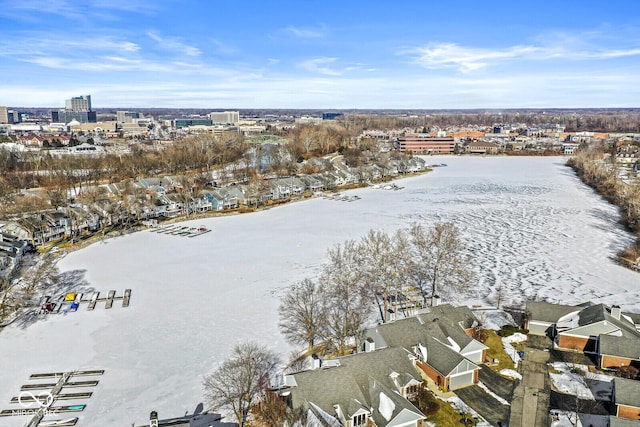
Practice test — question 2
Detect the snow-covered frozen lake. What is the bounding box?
[1,156,638,426]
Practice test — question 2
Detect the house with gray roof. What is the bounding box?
[282,347,426,427]
[0,233,24,277]
[527,300,640,370]
[599,334,640,369]
[526,301,581,337]
[556,304,640,354]
[614,377,640,420]
[204,190,238,211]
[361,305,486,391]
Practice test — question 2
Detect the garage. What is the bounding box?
[449,371,475,390]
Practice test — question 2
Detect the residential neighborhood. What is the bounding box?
[2,102,640,427]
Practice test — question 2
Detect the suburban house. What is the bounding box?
[361,304,487,391]
[281,347,427,427]
[204,190,238,211]
[0,232,29,277]
[600,334,640,369]
[526,301,640,369]
[278,305,487,426]
[613,377,640,420]
[526,301,583,337]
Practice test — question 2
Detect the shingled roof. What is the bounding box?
[614,377,640,408]
[287,347,424,424]
[600,334,640,361]
[526,301,579,323]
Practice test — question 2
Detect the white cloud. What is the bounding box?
[409,43,540,72]
[0,0,157,21]
[147,32,201,57]
[2,68,639,108]
[284,25,326,39]
[297,57,362,76]
[406,33,640,73]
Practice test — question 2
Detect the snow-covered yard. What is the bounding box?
[0,156,639,426]
[501,332,527,367]
[550,410,609,427]
[549,362,613,401]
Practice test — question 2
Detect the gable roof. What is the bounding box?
[367,377,423,427]
[600,334,640,361]
[290,363,369,420]
[558,304,640,340]
[527,301,579,323]
[288,347,424,424]
[614,377,640,408]
[424,336,479,377]
[363,307,478,351]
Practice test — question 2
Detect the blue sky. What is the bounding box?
[1,0,639,109]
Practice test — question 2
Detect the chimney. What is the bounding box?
[432,295,441,307]
[364,337,376,352]
[150,411,158,427]
[611,305,621,320]
[311,353,322,370]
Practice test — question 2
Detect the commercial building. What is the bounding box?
[398,133,456,154]
[0,106,8,124]
[208,111,239,124]
[117,111,140,123]
[174,118,212,129]
[65,95,92,112]
[52,94,96,123]
[52,110,97,123]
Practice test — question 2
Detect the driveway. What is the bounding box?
[549,390,610,415]
[455,385,510,426]
[479,366,517,401]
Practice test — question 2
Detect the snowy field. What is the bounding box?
[1,156,639,426]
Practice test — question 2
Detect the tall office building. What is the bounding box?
[65,95,92,112]
[0,106,9,124]
[209,111,239,124]
[52,94,96,123]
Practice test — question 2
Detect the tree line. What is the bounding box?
[567,144,640,268]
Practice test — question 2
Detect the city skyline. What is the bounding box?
[1,0,640,109]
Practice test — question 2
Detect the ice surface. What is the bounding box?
[0,156,639,426]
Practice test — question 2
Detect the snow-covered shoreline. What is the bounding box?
[0,156,638,426]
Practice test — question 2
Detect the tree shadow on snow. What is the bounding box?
[586,378,613,402]
[14,269,95,330]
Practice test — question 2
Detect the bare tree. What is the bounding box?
[278,278,326,354]
[0,275,22,323]
[202,341,281,427]
[21,252,60,299]
[408,222,473,306]
[355,229,400,323]
[319,241,371,355]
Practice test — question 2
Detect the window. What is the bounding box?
[353,413,367,426]
[405,384,422,397]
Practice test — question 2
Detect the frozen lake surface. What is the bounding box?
[0,156,638,426]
